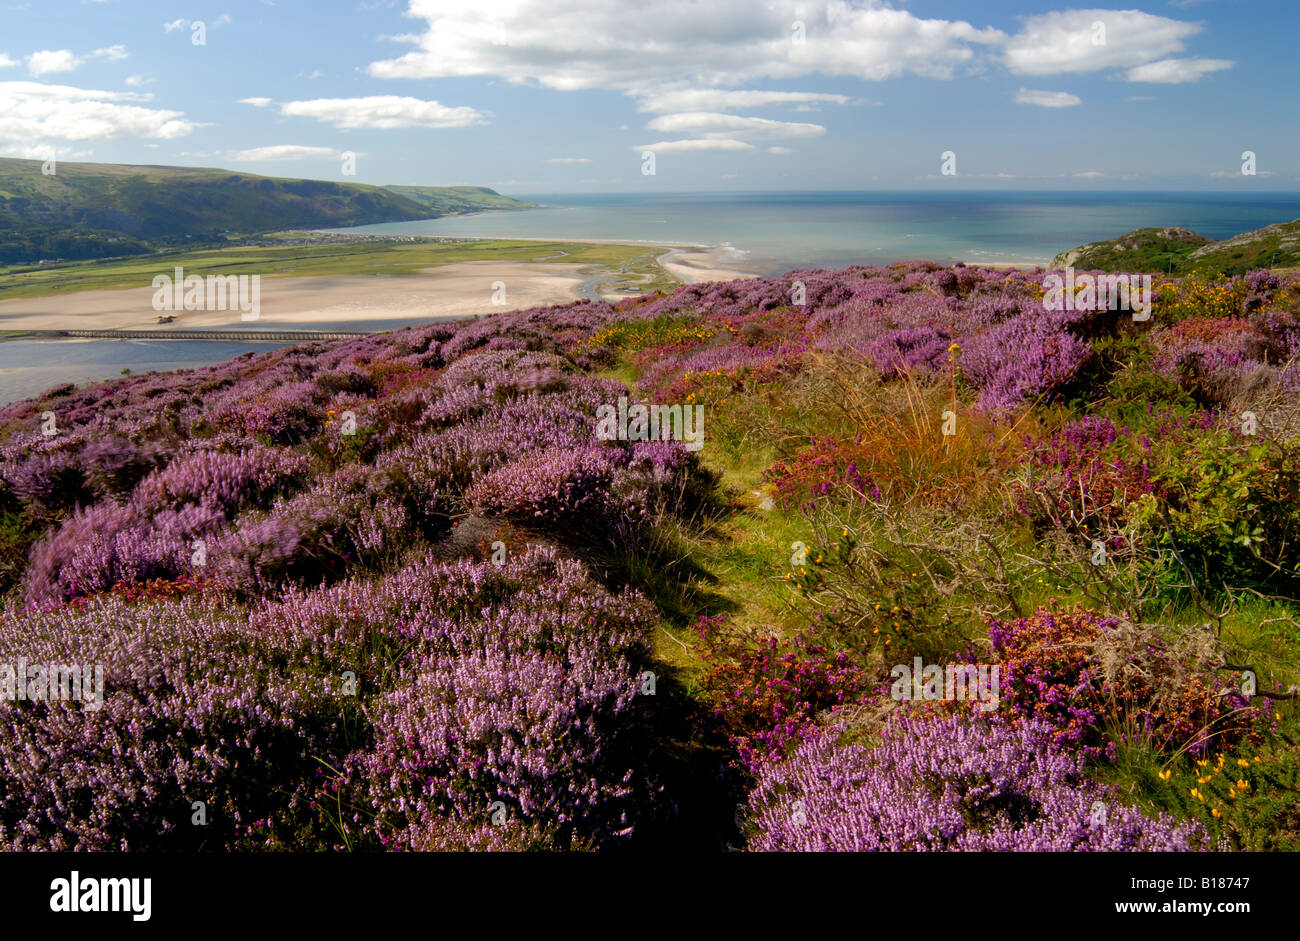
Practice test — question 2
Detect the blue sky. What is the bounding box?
[1,0,1296,194]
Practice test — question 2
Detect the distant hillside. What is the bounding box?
[0,158,532,265]
[1186,218,1300,274]
[1052,218,1300,276]
[1050,227,1214,273]
[384,184,533,214]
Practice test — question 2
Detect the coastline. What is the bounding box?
[0,260,598,333]
[0,224,1055,336]
[657,247,762,284]
[0,241,761,333]
[957,261,1043,270]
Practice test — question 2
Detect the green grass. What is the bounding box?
[589,318,1300,847]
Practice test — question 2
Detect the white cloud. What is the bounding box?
[227,144,337,162]
[635,87,852,113]
[0,142,92,159]
[1125,57,1233,83]
[633,139,755,153]
[1003,10,1199,75]
[214,13,232,27]
[297,69,323,79]
[645,112,825,140]
[0,81,199,147]
[239,97,272,107]
[0,54,16,69]
[547,157,591,164]
[367,0,1004,89]
[279,95,485,129]
[1013,88,1081,108]
[1073,170,1104,178]
[27,50,81,76]
[26,45,127,77]
[163,19,187,32]
[354,1,1232,147]
[767,146,793,155]
[124,74,153,87]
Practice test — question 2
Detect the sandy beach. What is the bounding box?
[658,248,760,284]
[0,261,600,332]
[0,247,765,331]
[957,261,1043,270]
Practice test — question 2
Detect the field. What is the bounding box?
[0,261,1297,851]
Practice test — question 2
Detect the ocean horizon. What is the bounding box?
[335,190,1300,274]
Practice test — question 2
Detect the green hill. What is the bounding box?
[1051,218,1300,276]
[1185,218,1300,274]
[384,184,533,214]
[1050,227,1213,273]
[0,158,532,265]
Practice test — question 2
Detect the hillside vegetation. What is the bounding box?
[1,261,1298,851]
[1053,218,1300,276]
[0,158,532,265]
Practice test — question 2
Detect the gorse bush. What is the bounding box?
[987,608,1269,758]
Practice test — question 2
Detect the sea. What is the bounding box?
[4,190,1299,406]
[339,190,1300,275]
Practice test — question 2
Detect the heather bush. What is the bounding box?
[294,548,661,848]
[1,430,164,515]
[349,645,645,849]
[25,502,205,606]
[133,447,310,515]
[745,713,1207,851]
[693,615,870,765]
[987,608,1269,758]
[213,463,417,595]
[0,596,350,850]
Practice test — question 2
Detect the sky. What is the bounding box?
[0,0,1296,195]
